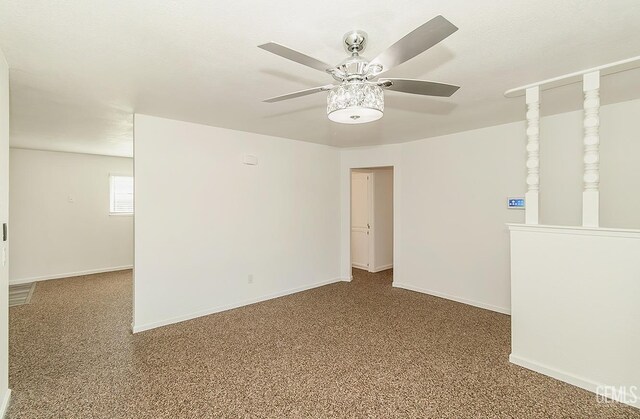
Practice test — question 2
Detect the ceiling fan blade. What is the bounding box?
[370,15,458,73]
[258,42,333,73]
[379,79,460,97]
[263,85,334,103]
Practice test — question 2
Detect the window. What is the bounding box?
[110,175,134,215]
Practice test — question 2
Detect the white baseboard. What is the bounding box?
[392,282,511,315]
[341,276,353,282]
[9,265,133,285]
[371,264,393,273]
[509,354,639,409]
[133,277,343,333]
[350,264,392,273]
[0,389,11,418]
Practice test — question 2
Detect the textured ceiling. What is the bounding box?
[1,0,640,157]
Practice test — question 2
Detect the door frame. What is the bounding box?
[0,50,11,414]
[342,160,399,283]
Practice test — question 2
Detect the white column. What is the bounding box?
[525,87,540,225]
[582,71,600,227]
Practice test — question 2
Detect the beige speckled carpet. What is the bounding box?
[8,269,639,418]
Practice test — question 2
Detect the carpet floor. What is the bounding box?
[7,269,639,418]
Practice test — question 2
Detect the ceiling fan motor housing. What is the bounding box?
[343,30,368,53]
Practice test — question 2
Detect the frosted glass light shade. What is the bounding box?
[327,82,384,124]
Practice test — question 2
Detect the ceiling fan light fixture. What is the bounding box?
[260,15,460,123]
[327,82,384,124]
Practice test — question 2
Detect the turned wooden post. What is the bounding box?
[582,71,600,227]
[525,86,540,225]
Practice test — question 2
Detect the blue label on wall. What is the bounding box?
[508,198,526,209]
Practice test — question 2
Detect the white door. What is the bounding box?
[351,172,371,270]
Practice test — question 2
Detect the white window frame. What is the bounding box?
[109,174,134,216]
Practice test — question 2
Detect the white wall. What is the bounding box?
[340,98,640,315]
[540,99,640,228]
[397,122,525,314]
[509,225,640,408]
[599,100,640,229]
[9,149,133,283]
[133,114,341,332]
[0,47,11,415]
[133,97,640,331]
[372,168,393,271]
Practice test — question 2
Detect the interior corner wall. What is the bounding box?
[133,114,341,332]
[0,47,11,415]
[9,149,134,283]
[342,97,640,315]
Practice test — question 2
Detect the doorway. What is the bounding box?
[350,167,394,275]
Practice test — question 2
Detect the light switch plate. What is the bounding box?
[508,197,525,209]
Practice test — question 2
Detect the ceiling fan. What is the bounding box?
[259,15,460,124]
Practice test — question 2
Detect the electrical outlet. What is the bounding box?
[248,274,253,284]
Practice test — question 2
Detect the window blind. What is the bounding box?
[110,175,134,214]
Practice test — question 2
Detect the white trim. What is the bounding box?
[504,55,640,98]
[509,354,640,409]
[507,223,640,239]
[393,282,511,315]
[0,389,11,418]
[351,262,368,270]
[9,265,133,285]
[371,264,393,273]
[133,277,343,333]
